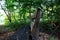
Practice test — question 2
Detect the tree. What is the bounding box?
[30,8,42,40]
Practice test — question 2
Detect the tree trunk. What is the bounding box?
[30,8,42,40]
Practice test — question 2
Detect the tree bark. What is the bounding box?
[30,7,42,40]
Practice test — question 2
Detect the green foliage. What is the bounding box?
[50,36,54,40]
[39,20,53,32]
[0,0,59,33]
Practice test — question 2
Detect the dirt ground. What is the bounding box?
[0,31,59,40]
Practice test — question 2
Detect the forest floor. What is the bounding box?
[0,31,52,40]
[0,31,14,40]
[0,26,59,40]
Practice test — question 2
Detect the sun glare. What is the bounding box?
[0,0,6,25]
[0,9,6,25]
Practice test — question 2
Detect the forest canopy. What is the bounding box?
[0,0,60,32]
